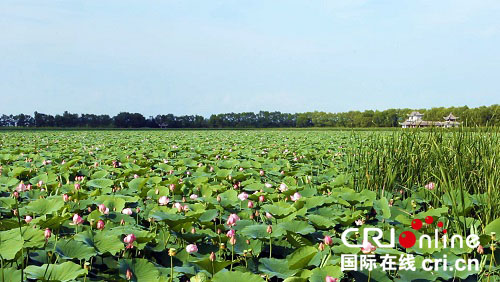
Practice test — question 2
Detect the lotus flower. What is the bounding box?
[259,195,265,202]
[238,192,249,201]
[226,213,240,226]
[25,215,32,223]
[259,170,265,176]
[265,183,272,188]
[74,183,81,190]
[98,204,109,214]
[247,201,254,208]
[229,236,237,245]
[290,192,302,201]
[226,229,235,238]
[124,234,136,249]
[158,196,169,206]
[210,252,216,261]
[279,183,288,192]
[63,194,69,202]
[72,214,83,225]
[16,182,26,192]
[361,240,376,254]
[186,244,198,253]
[355,218,365,226]
[425,182,436,190]
[325,276,338,282]
[190,194,198,200]
[122,208,133,215]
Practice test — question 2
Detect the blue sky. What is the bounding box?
[1,0,499,117]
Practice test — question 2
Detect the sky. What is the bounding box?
[1,0,499,117]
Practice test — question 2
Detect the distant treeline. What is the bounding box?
[0,105,498,128]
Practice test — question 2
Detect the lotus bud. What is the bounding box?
[217,228,222,235]
[120,219,125,225]
[259,170,265,176]
[248,201,254,208]
[25,215,33,223]
[217,195,221,202]
[136,207,140,213]
[97,220,105,230]
[209,252,216,262]
[191,227,196,234]
[246,239,250,245]
[259,195,265,203]
[73,214,83,225]
[74,183,81,190]
[229,236,237,245]
[126,269,133,280]
[477,245,484,254]
[267,225,272,234]
[44,228,52,239]
[324,235,333,246]
[318,242,325,251]
[155,189,159,195]
[13,191,19,198]
[250,214,254,220]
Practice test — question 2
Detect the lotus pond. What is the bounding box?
[0,130,498,281]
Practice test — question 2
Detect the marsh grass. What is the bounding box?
[349,127,499,234]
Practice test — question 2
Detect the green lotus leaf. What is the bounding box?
[24,261,87,282]
[87,178,114,189]
[56,239,97,260]
[286,246,318,270]
[258,258,298,279]
[118,259,160,282]
[0,228,23,260]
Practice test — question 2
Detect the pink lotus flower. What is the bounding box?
[259,170,265,176]
[325,276,338,282]
[63,194,69,202]
[44,228,52,239]
[122,208,133,215]
[247,201,254,208]
[158,196,169,206]
[265,212,273,219]
[25,215,32,223]
[355,218,365,226]
[425,182,436,190]
[190,194,198,200]
[279,183,288,192]
[124,234,136,249]
[238,192,249,201]
[324,235,333,246]
[96,220,105,230]
[72,214,83,225]
[226,213,240,226]
[74,183,81,190]
[183,205,189,211]
[259,195,265,202]
[174,202,183,212]
[226,229,236,238]
[133,174,139,179]
[361,240,376,254]
[186,244,198,253]
[98,204,109,214]
[265,183,272,188]
[16,182,27,192]
[13,191,19,198]
[290,192,302,202]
